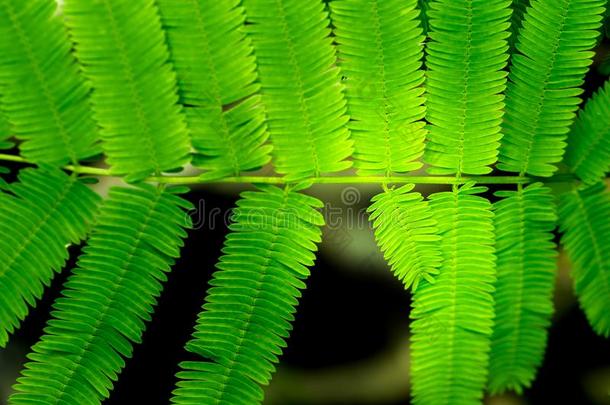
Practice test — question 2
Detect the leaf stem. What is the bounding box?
[0,153,585,185]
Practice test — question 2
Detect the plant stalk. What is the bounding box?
[0,153,584,186]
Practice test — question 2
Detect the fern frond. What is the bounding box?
[564,80,610,184]
[0,167,100,347]
[368,184,442,290]
[411,183,496,405]
[11,185,192,404]
[559,183,610,337]
[330,0,427,176]
[423,0,510,176]
[63,0,191,182]
[242,0,353,181]
[0,0,100,164]
[498,0,606,177]
[172,185,324,404]
[488,183,557,394]
[157,0,272,179]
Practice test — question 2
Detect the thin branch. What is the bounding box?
[0,153,583,185]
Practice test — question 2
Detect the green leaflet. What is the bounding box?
[330,0,427,176]
[509,0,530,51]
[423,0,510,176]
[172,185,324,404]
[498,0,606,177]
[565,80,610,185]
[368,184,442,290]
[0,105,11,150]
[157,0,272,179]
[63,0,191,182]
[488,183,557,394]
[411,183,496,405]
[0,99,6,130]
[0,102,11,186]
[11,185,192,404]
[0,0,100,164]
[559,183,610,337]
[242,0,353,181]
[0,167,100,347]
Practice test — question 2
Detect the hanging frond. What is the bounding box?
[330,0,427,176]
[368,184,442,290]
[172,185,324,404]
[63,0,191,182]
[564,80,610,185]
[0,167,100,347]
[411,183,496,405]
[157,0,272,180]
[423,0,511,176]
[559,183,610,337]
[242,0,353,181]
[11,185,192,404]
[509,0,530,51]
[0,0,100,164]
[488,183,557,394]
[498,0,606,177]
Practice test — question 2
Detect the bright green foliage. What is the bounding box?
[423,0,510,176]
[411,183,496,405]
[0,108,7,132]
[368,184,441,290]
[0,105,12,186]
[0,167,100,347]
[0,107,11,149]
[565,80,610,184]
[0,0,609,403]
[559,183,610,337]
[172,185,324,404]
[509,0,530,51]
[242,0,353,181]
[11,185,192,404]
[157,0,272,179]
[63,0,191,182]
[0,0,100,164]
[498,0,605,177]
[488,183,557,394]
[0,111,8,135]
[330,0,427,176]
